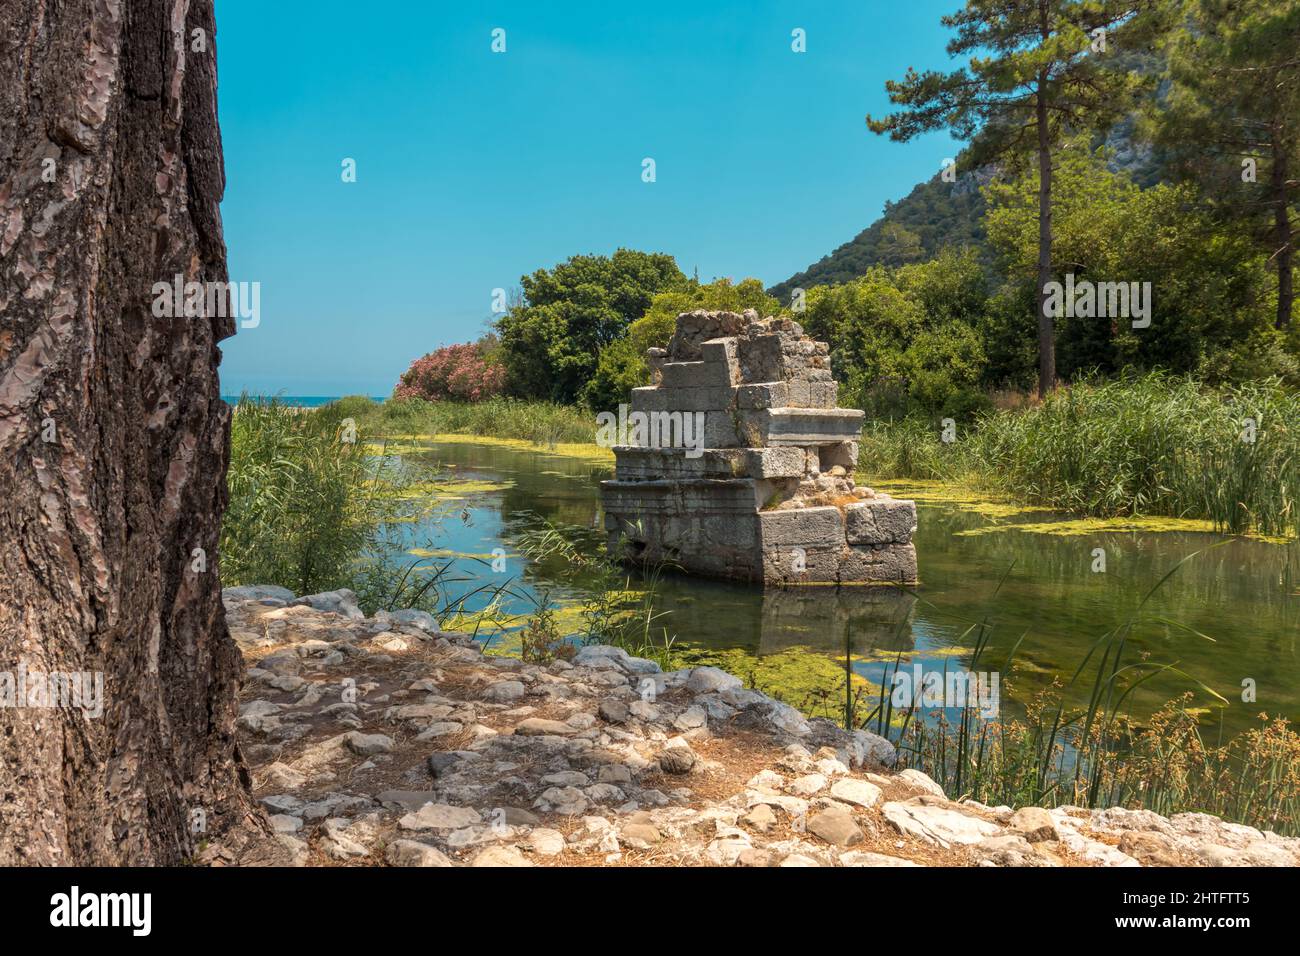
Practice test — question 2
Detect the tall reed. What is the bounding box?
[222,395,516,619]
[860,372,1300,538]
[222,395,378,596]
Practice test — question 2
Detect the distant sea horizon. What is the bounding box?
[220,395,385,408]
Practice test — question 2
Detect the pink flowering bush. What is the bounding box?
[393,343,506,403]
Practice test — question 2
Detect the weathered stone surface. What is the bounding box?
[483,680,525,702]
[969,834,1054,867]
[514,718,578,737]
[751,408,865,446]
[398,803,482,831]
[598,699,630,723]
[807,807,864,847]
[471,845,534,867]
[386,839,454,867]
[840,851,922,867]
[743,804,778,833]
[659,742,697,774]
[830,778,883,809]
[686,666,743,694]
[345,732,394,756]
[844,499,918,545]
[882,799,1002,848]
[894,769,946,798]
[1118,830,1183,866]
[1009,806,1059,843]
[758,506,845,548]
[836,543,919,584]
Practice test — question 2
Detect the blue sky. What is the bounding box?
[216,0,959,396]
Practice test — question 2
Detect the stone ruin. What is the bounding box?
[599,309,918,586]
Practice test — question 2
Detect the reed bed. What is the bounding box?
[222,395,520,621]
[324,395,595,447]
[860,372,1300,538]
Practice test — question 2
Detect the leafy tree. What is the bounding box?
[1155,0,1300,330]
[628,277,780,356]
[867,0,1157,395]
[495,249,686,404]
[582,337,647,413]
[895,244,990,325]
[583,277,780,410]
[984,145,1285,382]
[874,222,927,266]
[802,249,990,418]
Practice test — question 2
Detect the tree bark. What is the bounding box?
[1271,128,1293,330]
[1035,79,1057,397]
[0,0,250,864]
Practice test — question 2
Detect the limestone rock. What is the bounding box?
[830,777,882,809]
[807,807,864,848]
[881,799,1001,848]
[344,732,394,756]
[398,803,482,831]
[514,718,577,736]
[471,845,533,867]
[1008,806,1059,843]
[386,839,454,867]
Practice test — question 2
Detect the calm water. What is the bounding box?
[387,437,1300,737]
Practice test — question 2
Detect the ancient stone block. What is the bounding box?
[734,381,788,410]
[660,360,734,390]
[844,499,917,545]
[632,386,733,413]
[762,546,842,585]
[785,379,811,407]
[736,333,786,383]
[758,506,844,548]
[613,447,742,481]
[703,410,741,447]
[742,447,805,479]
[755,408,866,445]
[700,338,740,385]
[667,310,748,361]
[809,381,838,409]
[838,543,918,584]
[600,309,917,587]
[629,386,671,413]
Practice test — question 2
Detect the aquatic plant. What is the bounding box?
[222,394,381,596]
[860,372,1300,538]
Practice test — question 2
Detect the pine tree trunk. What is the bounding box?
[1272,133,1293,330]
[1035,79,1057,397]
[0,0,251,864]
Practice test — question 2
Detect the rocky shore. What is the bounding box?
[208,586,1300,868]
